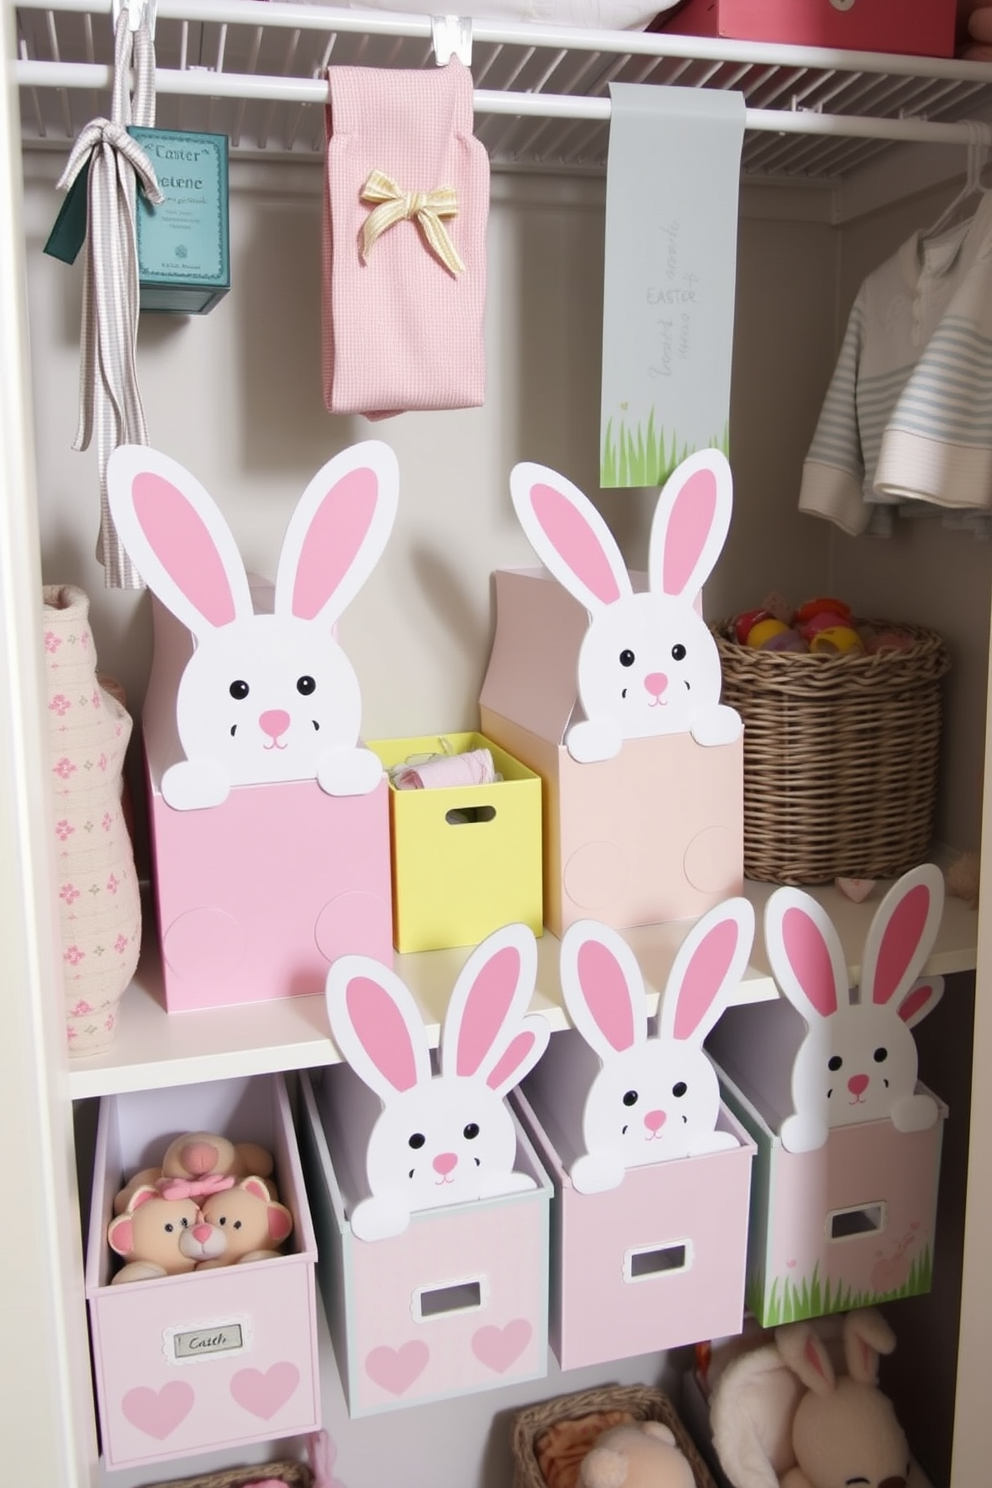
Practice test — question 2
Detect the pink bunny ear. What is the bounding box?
[275,440,399,627]
[841,1308,895,1385]
[509,462,632,613]
[442,924,548,1095]
[861,863,944,1011]
[776,1321,836,1397]
[106,445,253,636]
[325,956,431,1102]
[764,888,848,1023]
[648,448,733,601]
[657,897,754,1044]
[559,920,645,1060]
[896,975,944,1030]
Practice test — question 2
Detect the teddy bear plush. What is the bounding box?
[113,1130,275,1214]
[192,1176,294,1268]
[107,1184,204,1284]
[579,1421,696,1488]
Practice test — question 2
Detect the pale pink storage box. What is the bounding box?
[656,0,957,58]
[513,1073,755,1371]
[144,592,393,1011]
[84,1074,320,1472]
[298,1065,551,1417]
[708,1000,947,1326]
[479,567,743,938]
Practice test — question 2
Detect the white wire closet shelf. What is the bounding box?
[14,0,992,179]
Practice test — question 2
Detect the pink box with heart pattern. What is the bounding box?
[298,1066,552,1417]
[512,1085,756,1371]
[84,1074,320,1470]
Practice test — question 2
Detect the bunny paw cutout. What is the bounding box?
[107,441,399,811]
[325,922,551,1241]
[765,862,946,1153]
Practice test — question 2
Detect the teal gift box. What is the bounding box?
[129,126,230,314]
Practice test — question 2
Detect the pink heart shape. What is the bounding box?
[365,1340,430,1395]
[786,1258,797,1268]
[471,1318,532,1374]
[121,1381,195,1439]
[230,1362,300,1419]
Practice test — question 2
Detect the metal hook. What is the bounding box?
[431,15,473,67]
[112,0,157,39]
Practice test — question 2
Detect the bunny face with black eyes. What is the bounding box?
[765,862,946,1154]
[107,441,398,811]
[325,922,551,1242]
[558,899,754,1194]
[509,448,741,763]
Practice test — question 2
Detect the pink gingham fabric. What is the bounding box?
[322,60,489,418]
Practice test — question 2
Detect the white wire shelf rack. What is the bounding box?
[14,0,992,181]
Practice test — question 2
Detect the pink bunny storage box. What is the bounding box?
[84,1074,320,1471]
[515,905,757,1369]
[107,443,396,1011]
[480,451,743,939]
[706,865,949,1326]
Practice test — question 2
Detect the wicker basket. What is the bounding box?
[510,1383,718,1488]
[715,619,950,885]
[144,1462,313,1488]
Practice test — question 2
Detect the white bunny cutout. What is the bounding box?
[558,898,754,1194]
[107,441,399,810]
[325,922,551,1241]
[764,862,945,1154]
[509,448,741,763]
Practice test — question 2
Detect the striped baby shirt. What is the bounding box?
[799,190,992,537]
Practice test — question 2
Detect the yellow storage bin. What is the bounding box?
[367,732,543,953]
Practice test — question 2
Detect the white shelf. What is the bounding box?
[14,0,992,184]
[67,870,980,1099]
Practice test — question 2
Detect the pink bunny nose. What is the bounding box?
[433,1152,458,1177]
[644,672,668,701]
[179,1141,220,1176]
[191,1223,213,1243]
[848,1073,870,1098]
[644,1109,667,1133]
[260,709,291,741]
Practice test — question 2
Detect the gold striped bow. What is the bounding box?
[359,169,465,277]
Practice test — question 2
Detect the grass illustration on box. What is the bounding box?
[751,1245,934,1327]
[600,411,728,488]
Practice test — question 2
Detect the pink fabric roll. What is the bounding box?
[395,747,495,790]
[322,60,489,419]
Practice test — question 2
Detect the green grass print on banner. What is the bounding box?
[600,412,729,488]
[751,1247,934,1328]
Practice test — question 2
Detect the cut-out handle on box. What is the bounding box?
[415,1278,483,1319]
[623,1240,692,1282]
[828,1202,886,1241]
[445,805,497,826]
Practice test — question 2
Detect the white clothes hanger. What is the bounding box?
[922,119,992,243]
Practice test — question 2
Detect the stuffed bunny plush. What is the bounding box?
[106,440,398,810]
[557,898,754,1194]
[325,921,551,1241]
[764,862,945,1154]
[509,448,741,763]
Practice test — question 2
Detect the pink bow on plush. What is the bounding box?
[156,1173,236,1201]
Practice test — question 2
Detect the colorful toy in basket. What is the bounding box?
[529,898,754,1193]
[509,448,741,762]
[106,440,399,810]
[324,921,551,1240]
[765,862,945,1154]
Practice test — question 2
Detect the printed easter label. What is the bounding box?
[166,1318,248,1364]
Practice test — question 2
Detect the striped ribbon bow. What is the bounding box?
[56,10,162,589]
[359,169,465,277]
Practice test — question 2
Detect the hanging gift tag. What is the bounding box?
[600,83,745,487]
[128,125,231,314]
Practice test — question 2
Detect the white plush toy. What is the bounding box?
[556,898,754,1194]
[325,921,551,1241]
[764,862,945,1154]
[107,440,398,810]
[509,448,741,763]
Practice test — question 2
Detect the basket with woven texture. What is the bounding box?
[715,619,950,885]
[144,1462,313,1488]
[510,1382,718,1488]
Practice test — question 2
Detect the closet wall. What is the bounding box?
[7,16,992,1487]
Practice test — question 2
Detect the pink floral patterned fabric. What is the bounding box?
[44,585,141,1055]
